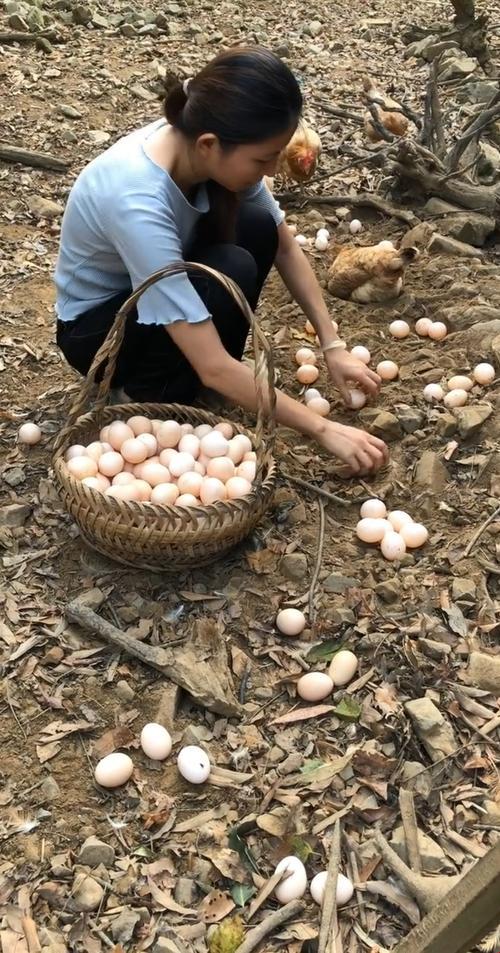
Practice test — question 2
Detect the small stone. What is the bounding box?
[454,403,492,438]
[467,652,500,694]
[462,80,499,104]
[437,212,495,248]
[88,130,111,145]
[335,207,351,221]
[404,697,457,762]
[268,745,285,763]
[78,836,115,869]
[401,221,436,249]
[174,877,197,906]
[72,873,104,912]
[72,4,92,25]
[26,6,45,30]
[138,23,159,34]
[280,552,308,581]
[92,13,110,28]
[405,34,441,58]
[116,680,135,703]
[452,577,476,602]
[40,776,61,801]
[394,404,425,434]
[111,908,141,944]
[438,50,477,81]
[413,450,449,492]
[120,23,138,36]
[0,503,31,527]
[8,13,29,29]
[155,12,170,30]
[275,43,290,56]
[435,413,458,438]
[375,579,401,604]
[61,128,78,143]
[421,39,460,61]
[254,687,273,700]
[58,104,82,119]
[390,825,452,873]
[43,646,64,664]
[130,83,158,102]
[428,233,484,258]
[35,37,53,52]
[306,19,322,36]
[29,196,64,219]
[368,411,401,441]
[2,467,25,488]
[400,761,432,798]
[323,573,359,594]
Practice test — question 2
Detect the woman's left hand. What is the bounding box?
[325,349,381,407]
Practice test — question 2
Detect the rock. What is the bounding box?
[394,404,425,434]
[374,579,401,604]
[438,50,477,81]
[111,908,141,944]
[155,13,170,30]
[435,412,457,438]
[40,776,61,801]
[441,304,500,333]
[280,552,308,581]
[335,207,351,221]
[401,221,436,249]
[78,836,115,869]
[120,23,138,36]
[36,36,52,52]
[92,13,110,28]
[130,83,158,102]
[390,825,452,873]
[72,4,92,24]
[0,503,31,527]
[58,104,82,120]
[413,450,449,492]
[483,798,500,824]
[405,34,441,59]
[422,39,461,61]
[456,319,500,366]
[428,233,484,258]
[323,573,359,594]
[400,761,432,798]
[2,467,25,487]
[453,403,492,438]
[305,19,322,36]
[404,697,457,762]
[275,43,290,57]
[29,196,64,219]
[368,411,401,441]
[8,13,29,29]
[182,724,212,745]
[477,141,500,183]
[88,130,111,146]
[437,212,495,248]
[116,680,135,703]
[72,873,104,912]
[461,80,500,104]
[467,652,500,694]
[174,877,197,906]
[452,577,476,602]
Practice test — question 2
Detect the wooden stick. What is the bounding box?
[462,503,500,558]
[65,600,241,717]
[392,840,500,953]
[308,499,325,624]
[236,900,304,953]
[0,143,69,172]
[399,789,422,875]
[22,917,41,953]
[274,190,418,224]
[0,30,61,43]
[282,472,352,507]
[318,821,341,953]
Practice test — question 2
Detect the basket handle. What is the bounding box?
[55,261,277,459]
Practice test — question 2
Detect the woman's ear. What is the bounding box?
[196,132,220,159]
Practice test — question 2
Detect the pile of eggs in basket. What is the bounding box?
[63,417,257,506]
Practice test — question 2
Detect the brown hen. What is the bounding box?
[277,120,322,182]
[327,243,419,303]
[363,77,409,143]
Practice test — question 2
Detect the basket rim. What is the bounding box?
[52,402,277,524]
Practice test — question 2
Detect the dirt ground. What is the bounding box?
[1,0,500,951]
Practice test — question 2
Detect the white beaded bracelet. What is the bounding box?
[322,339,347,354]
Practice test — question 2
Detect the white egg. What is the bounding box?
[199,477,227,504]
[356,518,387,543]
[140,723,172,760]
[137,433,158,456]
[415,318,433,337]
[310,871,354,907]
[377,240,395,251]
[400,522,429,548]
[328,650,358,686]
[304,388,322,404]
[351,345,371,365]
[18,422,42,445]
[200,431,230,459]
[107,421,134,450]
[67,456,99,480]
[473,362,495,385]
[360,499,387,519]
[297,672,334,702]
[349,219,362,234]
[297,364,319,385]
[295,234,308,246]
[274,856,307,904]
[127,415,152,436]
[447,375,473,392]
[169,452,196,478]
[98,451,125,478]
[121,438,149,465]
[177,471,203,497]
[226,476,252,499]
[94,752,133,788]
[423,383,444,403]
[177,745,210,784]
[315,235,329,251]
[349,389,367,410]
[377,360,399,381]
[389,320,410,339]
[387,510,413,532]
[444,388,468,409]
[428,322,447,341]
[295,347,317,366]
[381,531,406,561]
[308,397,331,417]
[207,456,236,482]
[194,424,213,438]
[65,444,87,461]
[178,434,200,458]
[86,441,105,461]
[317,227,330,240]
[214,421,234,440]
[276,608,306,637]
[157,420,182,449]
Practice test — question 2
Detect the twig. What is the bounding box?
[274,190,418,224]
[399,788,422,875]
[349,851,366,928]
[6,684,27,739]
[22,916,41,953]
[366,94,422,129]
[282,472,352,507]
[0,143,70,172]
[481,710,500,736]
[88,920,114,948]
[366,103,396,143]
[0,30,62,43]
[308,499,326,623]
[315,101,365,124]
[353,922,390,953]
[318,821,341,953]
[247,868,289,920]
[236,900,304,953]
[462,503,500,558]
[447,91,500,171]
[430,61,446,157]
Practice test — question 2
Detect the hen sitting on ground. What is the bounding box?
[363,77,409,142]
[327,243,419,303]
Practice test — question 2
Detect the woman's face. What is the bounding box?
[196,126,296,191]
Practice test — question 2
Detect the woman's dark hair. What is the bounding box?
[162,47,302,242]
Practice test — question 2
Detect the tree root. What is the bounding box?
[374,830,462,913]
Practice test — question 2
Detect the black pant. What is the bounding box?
[56,204,278,403]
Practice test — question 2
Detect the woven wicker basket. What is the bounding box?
[53,262,278,571]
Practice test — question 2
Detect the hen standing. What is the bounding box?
[363,77,409,142]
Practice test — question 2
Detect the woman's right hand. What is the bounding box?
[318,421,388,474]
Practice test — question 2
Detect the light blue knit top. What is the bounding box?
[55,119,285,326]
